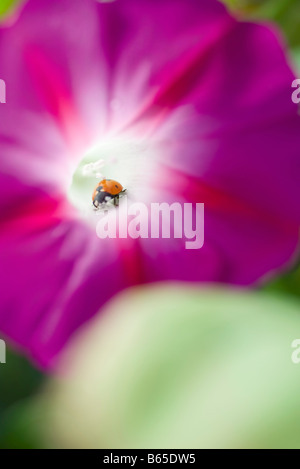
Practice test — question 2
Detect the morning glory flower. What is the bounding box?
[0,0,299,368]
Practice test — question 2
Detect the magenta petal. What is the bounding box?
[0,0,106,140]
[0,0,109,207]
[150,22,300,226]
[93,0,233,130]
[0,200,132,369]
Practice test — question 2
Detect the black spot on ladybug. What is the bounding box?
[93,191,113,207]
[115,185,119,189]
[96,186,103,192]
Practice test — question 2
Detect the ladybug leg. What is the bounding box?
[114,195,120,207]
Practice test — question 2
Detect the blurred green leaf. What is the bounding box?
[38,285,300,449]
[0,349,43,413]
[263,263,300,299]
[0,348,44,448]
[0,0,20,17]
[0,402,44,449]
[223,0,300,47]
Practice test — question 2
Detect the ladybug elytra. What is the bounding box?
[92,179,125,208]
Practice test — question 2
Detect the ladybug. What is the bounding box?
[92,179,125,208]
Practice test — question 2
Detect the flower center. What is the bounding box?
[68,135,154,218]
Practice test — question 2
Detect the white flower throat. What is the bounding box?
[68,135,155,216]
